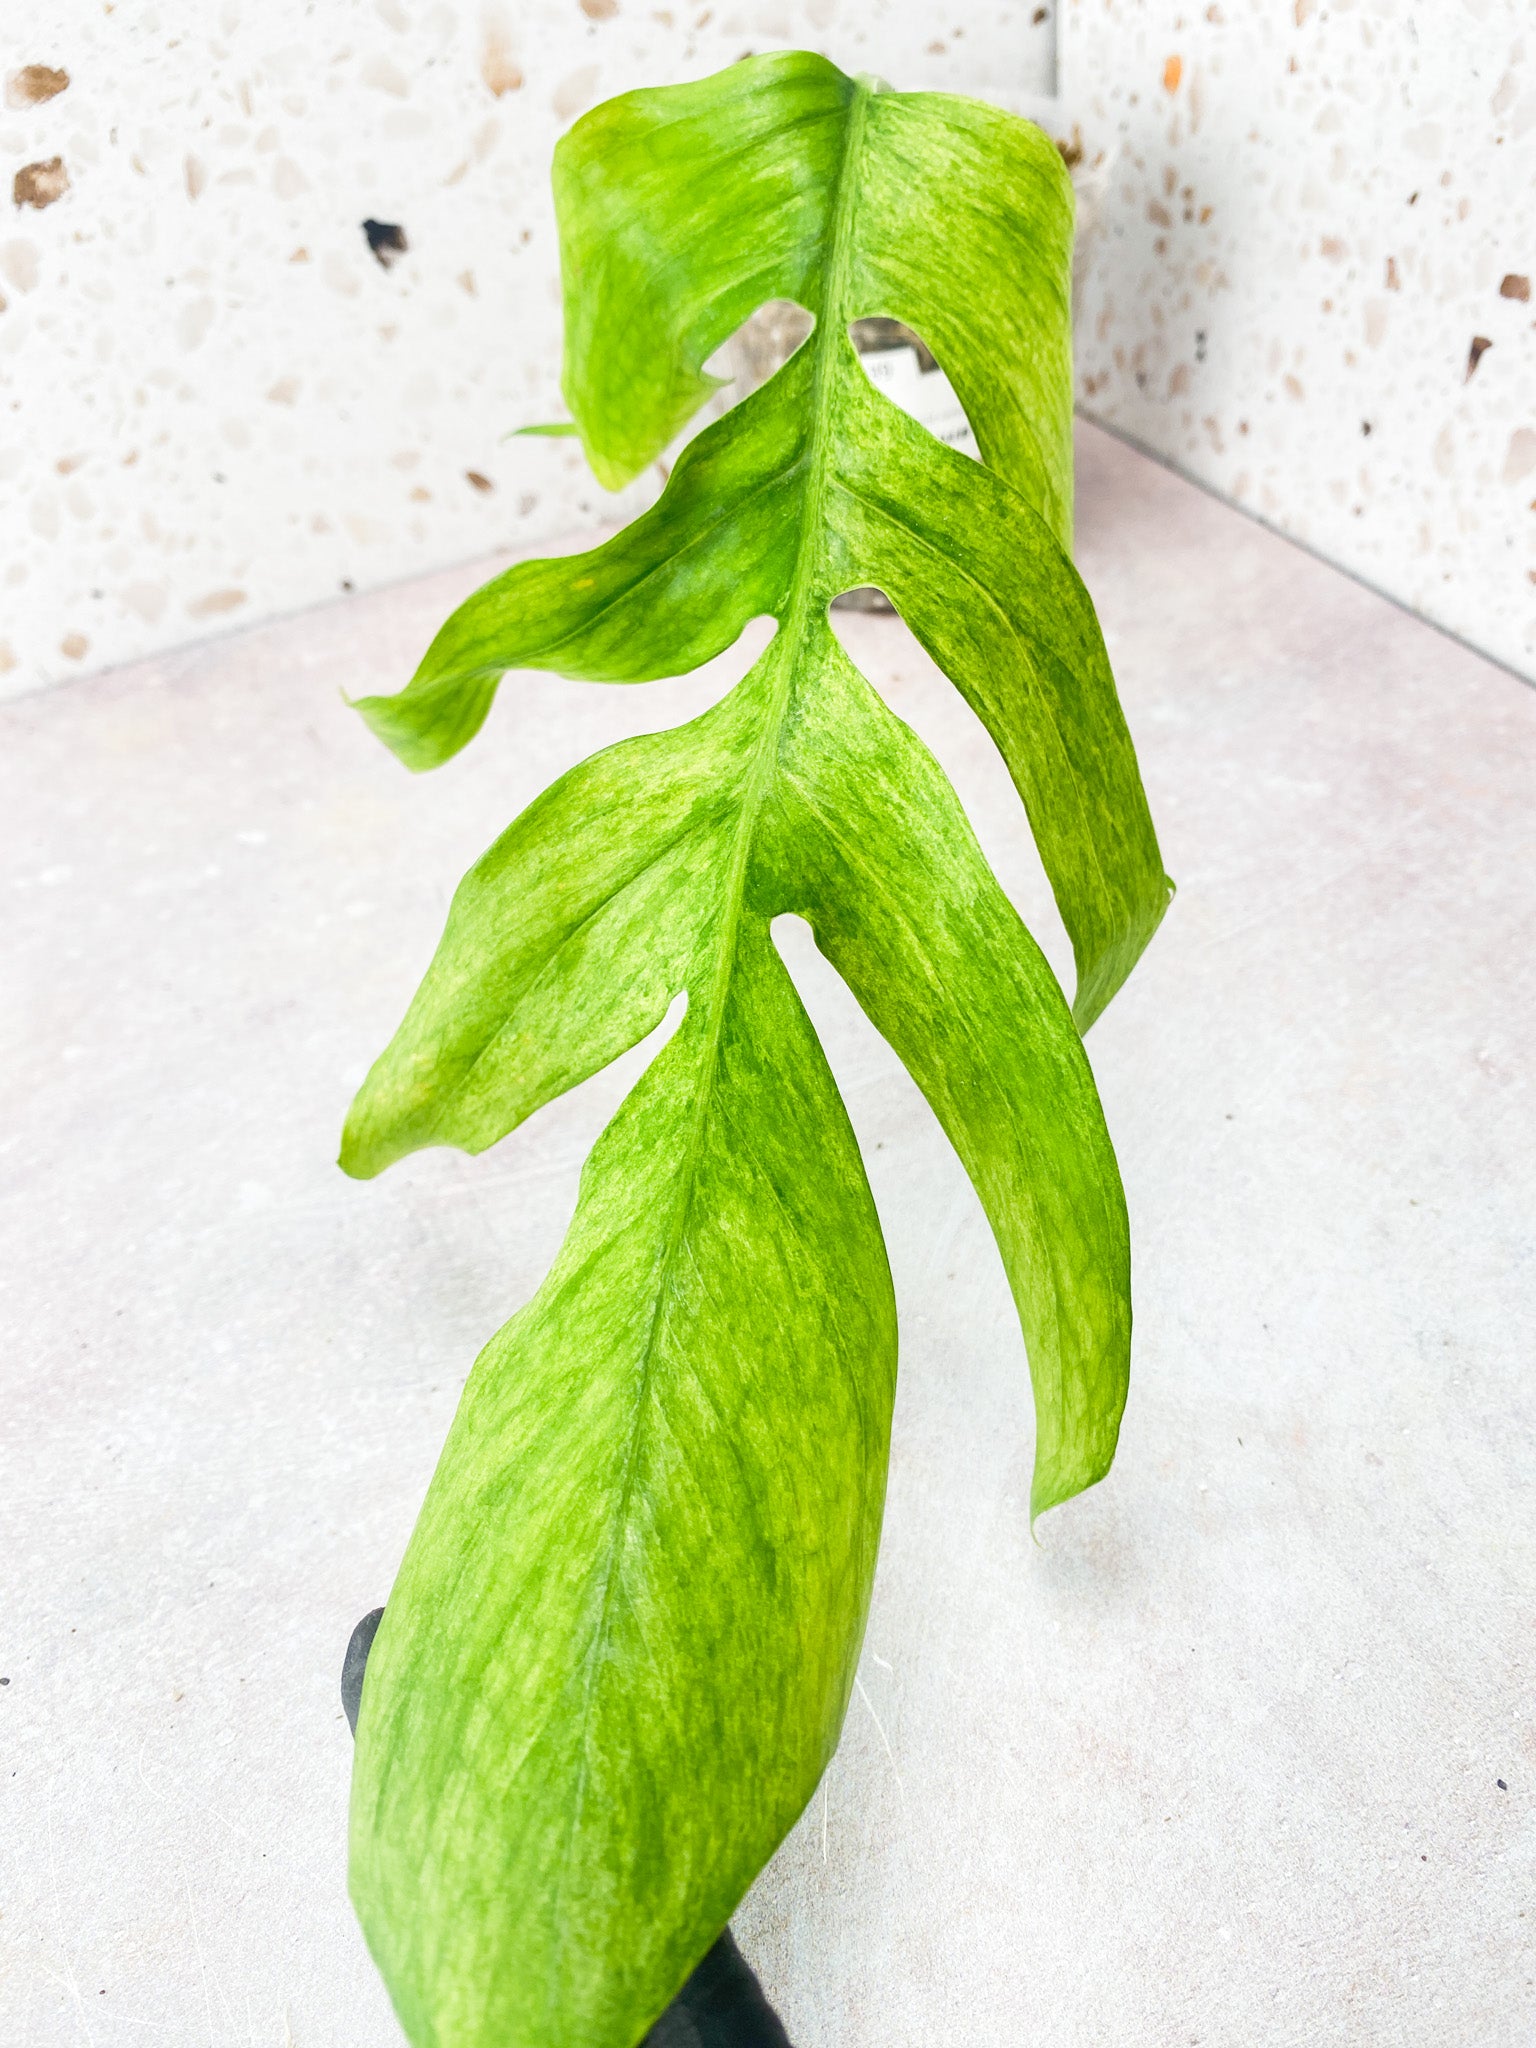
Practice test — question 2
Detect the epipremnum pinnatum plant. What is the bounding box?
[340,51,1171,2048]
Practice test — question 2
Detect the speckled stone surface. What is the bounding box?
[1066,0,1536,682]
[3,424,1533,2046]
[10,4,1532,702]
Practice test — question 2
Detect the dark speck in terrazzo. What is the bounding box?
[5,64,69,107]
[13,157,70,209]
[363,220,409,270]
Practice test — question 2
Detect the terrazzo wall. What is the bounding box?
[1065,0,1535,681]
[0,1,1053,697]
[3,1,1531,694]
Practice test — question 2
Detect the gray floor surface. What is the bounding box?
[4,423,1533,2046]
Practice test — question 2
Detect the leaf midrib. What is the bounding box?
[514,453,811,672]
[545,70,875,2013]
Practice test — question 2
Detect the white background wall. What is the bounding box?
[2,0,1531,694]
[1066,0,1535,684]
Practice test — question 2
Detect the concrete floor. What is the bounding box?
[3,423,1532,2047]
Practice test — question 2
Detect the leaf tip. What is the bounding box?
[337,1132,377,1182]
[1028,1473,1084,1534]
[347,688,451,774]
[338,1084,397,1180]
[1029,1430,1121,1528]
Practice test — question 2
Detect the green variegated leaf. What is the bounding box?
[342,51,1171,2048]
